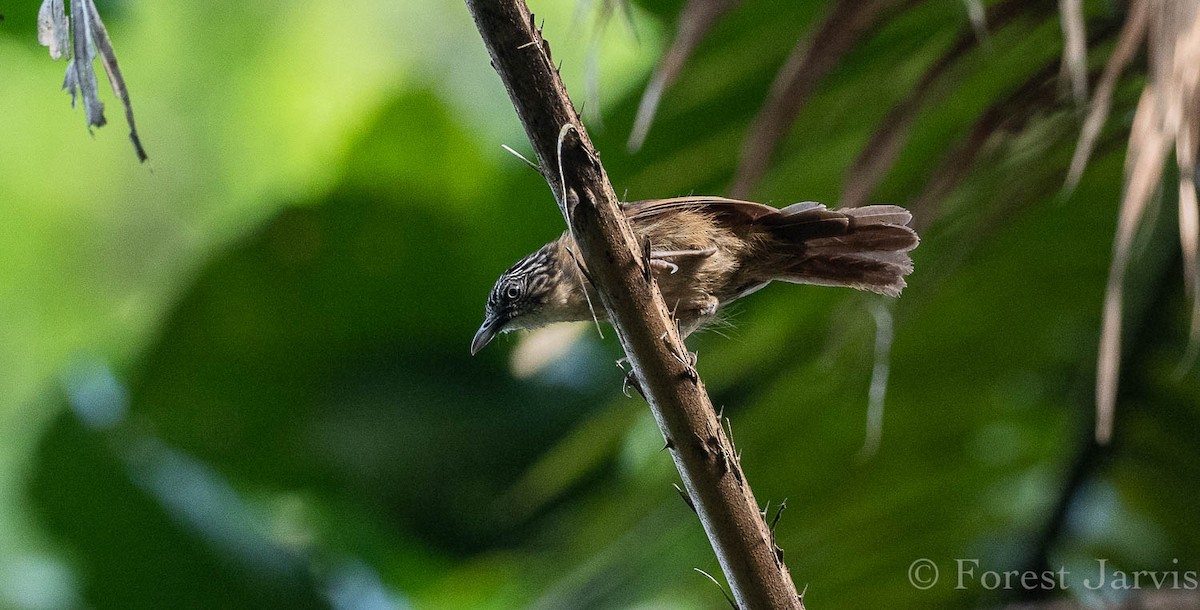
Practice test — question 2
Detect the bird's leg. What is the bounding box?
[669,294,719,380]
[669,339,699,382]
[669,310,708,384]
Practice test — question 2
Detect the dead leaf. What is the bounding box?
[841,0,1040,208]
[628,0,741,152]
[37,0,69,60]
[1096,85,1171,445]
[46,0,147,161]
[732,0,900,198]
[1059,0,1088,107]
[1065,0,1147,190]
[86,0,148,161]
[66,0,105,129]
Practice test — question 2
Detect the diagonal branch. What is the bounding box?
[464,1,803,607]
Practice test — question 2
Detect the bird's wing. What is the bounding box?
[624,197,913,236]
[622,196,787,224]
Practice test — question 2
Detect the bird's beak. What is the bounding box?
[471,314,505,355]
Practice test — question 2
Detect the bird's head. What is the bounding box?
[471,244,562,355]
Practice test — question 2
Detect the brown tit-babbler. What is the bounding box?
[471,196,919,354]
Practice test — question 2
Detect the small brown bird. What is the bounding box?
[471,196,918,354]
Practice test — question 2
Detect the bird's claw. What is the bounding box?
[650,259,679,274]
[622,368,645,398]
[671,348,699,382]
[617,358,645,398]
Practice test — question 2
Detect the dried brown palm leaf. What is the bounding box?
[911,62,1060,224]
[627,0,741,151]
[840,0,1040,209]
[962,0,988,43]
[581,0,615,128]
[841,37,966,210]
[1095,0,1200,444]
[1065,0,1147,190]
[1096,85,1171,445]
[910,118,997,226]
[731,0,900,198]
[1059,0,1089,107]
[840,92,928,210]
[1180,159,1200,359]
[1169,8,1200,363]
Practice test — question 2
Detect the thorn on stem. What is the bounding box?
[706,436,729,477]
[693,568,738,609]
[673,483,697,514]
[770,499,788,535]
[500,144,540,171]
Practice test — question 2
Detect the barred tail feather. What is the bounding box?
[779,254,912,297]
[768,203,919,297]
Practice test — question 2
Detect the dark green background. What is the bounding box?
[0,0,1194,608]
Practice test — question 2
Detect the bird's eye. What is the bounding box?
[505,284,521,299]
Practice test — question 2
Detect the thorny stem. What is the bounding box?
[463,1,803,607]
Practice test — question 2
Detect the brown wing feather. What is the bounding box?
[623,196,783,223]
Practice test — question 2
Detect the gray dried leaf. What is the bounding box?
[44,0,146,161]
[86,0,147,161]
[66,0,106,129]
[37,0,69,60]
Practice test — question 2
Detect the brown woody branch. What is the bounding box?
[463,1,803,607]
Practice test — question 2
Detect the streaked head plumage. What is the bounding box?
[471,244,560,354]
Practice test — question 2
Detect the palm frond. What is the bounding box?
[628,0,742,152]
[732,0,901,198]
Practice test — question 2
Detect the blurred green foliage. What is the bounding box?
[0,0,1197,608]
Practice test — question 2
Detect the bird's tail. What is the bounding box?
[761,202,919,297]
